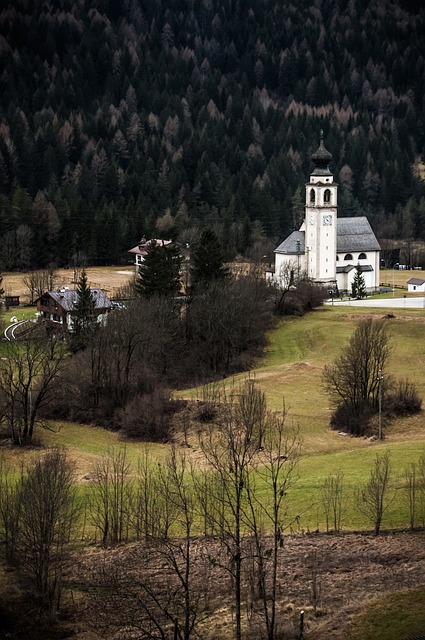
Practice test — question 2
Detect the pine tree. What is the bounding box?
[351,264,367,299]
[190,228,229,289]
[291,186,304,229]
[136,240,182,298]
[70,269,96,350]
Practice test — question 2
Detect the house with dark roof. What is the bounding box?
[271,133,380,293]
[36,288,112,331]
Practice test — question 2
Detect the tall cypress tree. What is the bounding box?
[351,264,367,299]
[190,229,229,288]
[136,240,182,298]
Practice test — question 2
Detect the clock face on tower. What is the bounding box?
[323,214,332,226]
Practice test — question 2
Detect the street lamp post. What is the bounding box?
[377,369,383,440]
[392,263,399,298]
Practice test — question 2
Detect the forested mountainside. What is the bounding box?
[0,0,424,269]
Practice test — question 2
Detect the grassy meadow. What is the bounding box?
[1,299,425,533]
[343,587,425,640]
[4,303,418,534]
[2,294,425,640]
[178,304,425,532]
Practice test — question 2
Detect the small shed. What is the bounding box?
[407,277,425,293]
[5,295,20,308]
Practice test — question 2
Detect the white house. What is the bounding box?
[407,277,425,293]
[271,133,381,294]
[128,237,172,272]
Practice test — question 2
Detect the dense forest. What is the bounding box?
[0,0,424,270]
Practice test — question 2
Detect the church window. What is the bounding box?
[344,253,353,260]
[310,189,315,204]
[324,189,331,203]
[358,252,367,260]
[336,255,339,261]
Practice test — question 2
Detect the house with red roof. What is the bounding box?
[128,236,172,272]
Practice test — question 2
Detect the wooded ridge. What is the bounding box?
[0,0,424,269]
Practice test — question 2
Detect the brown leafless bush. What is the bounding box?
[384,379,422,415]
[118,387,179,441]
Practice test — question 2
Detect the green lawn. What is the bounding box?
[3,305,425,533]
[343,588,425,640]
[176,306,425,531]
[2,305,425,636]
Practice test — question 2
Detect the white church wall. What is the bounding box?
[273,255,305,287]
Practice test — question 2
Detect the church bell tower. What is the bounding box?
[304,131,338,285]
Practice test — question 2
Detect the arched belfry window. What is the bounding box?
[344,253,353,261]
[324,189,331,204]
[310,189,315,204]
[358,252,367,260]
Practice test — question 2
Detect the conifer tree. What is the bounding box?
[136,240,182,298]
[190,228,229,288]
[351,264,367,299]
[70,269,96,350]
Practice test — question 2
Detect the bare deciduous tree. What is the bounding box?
[355,451,395,535]
[0,455,22,564]
[23,269,56,305]
[195,381,300,640]
[405,462,417,531]
[417,455,425,527]
[0,337,66,445]
[89,447,133,545]
[321,470,346,533]
[244,408,301,640]
[16,449,79,615]
[323,318,392,435]
[132,445,161,540]
[88,446,214,640]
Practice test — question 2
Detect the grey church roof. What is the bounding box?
[337,217,380,253]
[336,264,374,274]
[275,230,305,255]
[275,216,380,256]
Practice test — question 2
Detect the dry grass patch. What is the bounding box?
[2,266,135,303]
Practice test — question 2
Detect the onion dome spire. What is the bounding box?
[311,130,332,175]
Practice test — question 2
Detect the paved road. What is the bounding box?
[326,296,425,309]
[4,319,29,340]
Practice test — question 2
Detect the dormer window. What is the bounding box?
[358,252,367,260]
[324,189,331,204]
[344,254,353,261]
[310,189,315,204]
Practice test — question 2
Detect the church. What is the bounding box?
[271,133,381,294]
